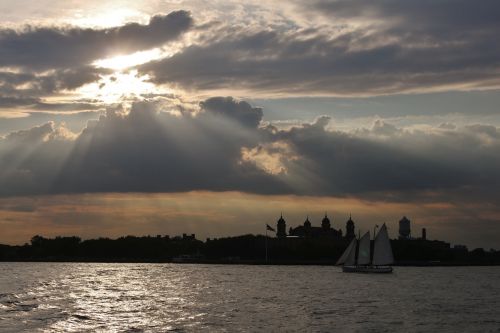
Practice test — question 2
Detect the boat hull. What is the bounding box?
[342,265,393,273]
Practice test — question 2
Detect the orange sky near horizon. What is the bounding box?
[1,191,497,249]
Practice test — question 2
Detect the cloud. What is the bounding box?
[0,98,287,196]
[0,10,193,70]
[0,95,39,107]
[0,98,499,208]
[0,66,113,116]
[310,0,500,33]
[34,66,113,93]
[0,11,192,115]
[200,96,263,128]
[0,111,102,136]
[268,118,500,199]
[0,93,106,114]
[0,121,76,196]
[0,95,106,112]
[139,2,500,96]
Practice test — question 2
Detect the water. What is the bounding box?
[0,263,499,332]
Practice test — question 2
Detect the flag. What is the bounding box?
[266,224,275,232]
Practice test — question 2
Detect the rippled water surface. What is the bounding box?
[0,263,499,332]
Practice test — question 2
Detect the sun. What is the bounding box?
[79,48,173,104]
[86,46,172,103]
[78,70,160,104]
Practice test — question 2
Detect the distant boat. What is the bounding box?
[172,254,203,263]
[336,223,394,273]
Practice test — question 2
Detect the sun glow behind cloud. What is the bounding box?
[87,49,173,103]
[93,49,164,70]
[78,70,159,104]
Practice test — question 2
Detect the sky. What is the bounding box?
[0,0,499,248]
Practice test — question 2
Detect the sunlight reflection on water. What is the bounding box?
[0,263,499,332]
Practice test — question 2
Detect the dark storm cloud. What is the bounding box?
[311,0,500,33]
[200,96,263,128]
[139,2,500,96]
[0,98,499,205]
[0,10,193,70]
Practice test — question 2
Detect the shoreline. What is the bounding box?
[1,259,499,267]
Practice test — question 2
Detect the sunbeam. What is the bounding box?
[78,70,159,104]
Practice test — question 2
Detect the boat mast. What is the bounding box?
[372,225,379,265]
[355,230,361,265]
[373,225,378,240]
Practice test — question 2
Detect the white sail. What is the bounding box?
[372,223,394,265]
[345,239,357,265]
[357,232,371,265]
[336,238,357,265]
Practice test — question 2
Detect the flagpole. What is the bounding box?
[265,225,268,263]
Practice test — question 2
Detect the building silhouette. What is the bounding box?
[2,216,500,265]
[304,216,312,229]
[321,213,331,230]
[278,213,344,239]
[345,214,355,240]
[276,213,287,238]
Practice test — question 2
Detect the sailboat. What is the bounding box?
[336,223,394,273]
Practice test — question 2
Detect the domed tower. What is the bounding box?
[276,213,287,238]
[345,214,355,240]
[304,216,311,229]
[321,213,331,230]
[303,215,312,237]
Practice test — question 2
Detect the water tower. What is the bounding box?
[399,216,411,239]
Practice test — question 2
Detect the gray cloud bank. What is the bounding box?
[0,10,192,70]
[0,98,498,208]
[2,2,500,117]
[140,0,500,96]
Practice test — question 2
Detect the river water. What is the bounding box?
[0,263,499,332]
